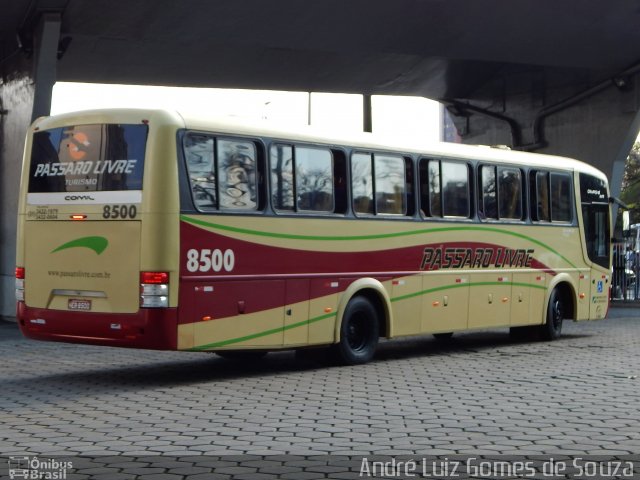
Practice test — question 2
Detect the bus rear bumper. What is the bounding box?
[16,303,178,350]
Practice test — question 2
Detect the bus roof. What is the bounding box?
[34,108,608,182]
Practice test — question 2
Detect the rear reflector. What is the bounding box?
[140,272,169,284]
[15,267,25,302]
[15,267,25,279]
[141,284,168,296]
[141,296,168,308]
[140,271,169,308]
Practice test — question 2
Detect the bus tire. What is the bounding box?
[334,296,379,365]
[541,288,564,340]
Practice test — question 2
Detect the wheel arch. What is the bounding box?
[547,274,577,321]
[333,278,392,343]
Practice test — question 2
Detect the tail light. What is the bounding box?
[140,271,169,308]
[15,267,25,302]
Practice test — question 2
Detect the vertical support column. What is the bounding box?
[0,71,33,318]
[31,12,61,121]
[363,94,372,133]
[0,13,60,318]
[610,108,640,220]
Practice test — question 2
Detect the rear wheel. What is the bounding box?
[333,296,379,365]
[540,288,564,340]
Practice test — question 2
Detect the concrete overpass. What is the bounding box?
[1,0,640,316]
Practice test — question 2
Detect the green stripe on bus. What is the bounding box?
[391,281,547,303]
[188,281,547,351]
[188,311,336,351]
[51,236,109,255]
[180,215,576,268]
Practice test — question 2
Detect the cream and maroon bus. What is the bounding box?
[16,108,611,364]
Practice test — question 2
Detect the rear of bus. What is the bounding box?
[16,109,182,349]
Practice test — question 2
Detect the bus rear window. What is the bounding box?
[28,124,147,193]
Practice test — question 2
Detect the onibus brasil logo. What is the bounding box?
[8,456,72,479]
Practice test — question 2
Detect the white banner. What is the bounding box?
[27,191,143,205]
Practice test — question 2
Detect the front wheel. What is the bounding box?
[540,288,564,340]
[333,296,379,365]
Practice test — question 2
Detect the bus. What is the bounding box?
[16,109,611,364]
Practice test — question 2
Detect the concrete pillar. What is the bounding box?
[607,104,640,220]
[0,13,60,318]
[0,63,33,318]
[31,13,61,120]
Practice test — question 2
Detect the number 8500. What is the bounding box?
[186,249,235,273]
[103,205,137,219]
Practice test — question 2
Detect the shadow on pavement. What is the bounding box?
[2,324,593,401]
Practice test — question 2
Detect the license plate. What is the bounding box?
[68,299,92,311]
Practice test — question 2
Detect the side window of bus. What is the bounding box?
[499,167,523,220]
[270,145,294,211]
[184,134,216,210]
[531,171,551,221]
[375,154,406,215]
[351,153,374,214]
[217,139,258,210]
[270,144,335,213]
[551,172,572,222]
[421,159,470,218]
[184,134,258,212]
[479,165,522,220]
[530,170,572,223]
[296,147,334,212]
[480,165,497,219]
[351,152,407,216]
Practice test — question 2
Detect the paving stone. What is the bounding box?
[1,313,639,477]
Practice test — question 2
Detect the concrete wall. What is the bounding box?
[0,60,33,318]
[449,72,640,196]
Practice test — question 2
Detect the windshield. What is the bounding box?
[580,173,610,269]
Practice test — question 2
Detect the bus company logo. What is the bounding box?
[64,195,95,201]
[420,245,535,271]
[51,236,109,255]
[8,456,72,479]
[66,131,90,161]
[7,456,28,479]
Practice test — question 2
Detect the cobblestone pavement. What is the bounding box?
[0,312,639,478]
